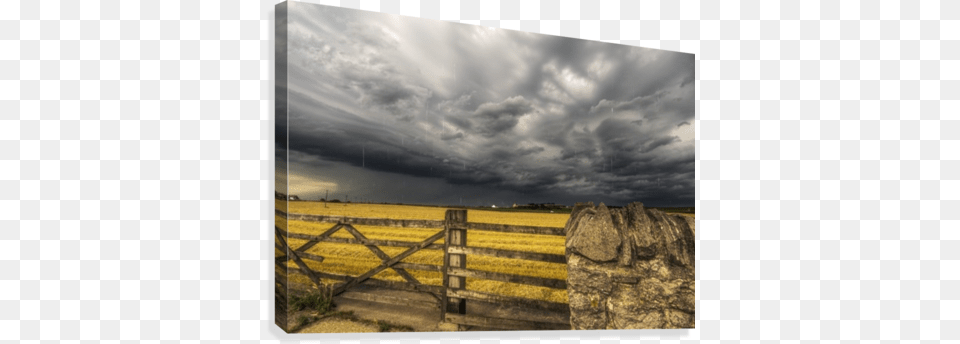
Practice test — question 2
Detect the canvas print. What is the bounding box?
[275,1,695,333]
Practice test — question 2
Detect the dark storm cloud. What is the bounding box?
[515,146,545,156]
[440,132,464,141]
[351,76,432,120]
[460,96,535,137]
[280,3,695,206]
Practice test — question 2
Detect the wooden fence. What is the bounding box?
[275,208,570,331]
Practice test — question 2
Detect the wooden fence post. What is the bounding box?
[442,209,468,323]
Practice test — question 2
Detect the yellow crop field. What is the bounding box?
[277,201,570,303]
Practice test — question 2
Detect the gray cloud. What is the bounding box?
[467,96,535,137]
[440,131,464,141]
[279,3,695,207]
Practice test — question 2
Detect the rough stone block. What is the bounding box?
[565,202,695,330]
[565,203,621,262]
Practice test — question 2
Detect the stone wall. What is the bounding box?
[564,202,696,329]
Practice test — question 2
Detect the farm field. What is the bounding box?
[277,201,695,304]
[278,201,571,303]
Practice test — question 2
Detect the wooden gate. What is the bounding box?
[276,208,571,331]
[275,210,448,304]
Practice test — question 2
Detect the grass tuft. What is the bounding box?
[289,285,335,313]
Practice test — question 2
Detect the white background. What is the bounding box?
[4,0,955,342]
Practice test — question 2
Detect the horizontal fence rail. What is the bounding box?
[275,217,447,298]
[278,210,566,236]
[285,212,446,228]
[446,267,568,290]
[445,289,570,314]
[465,222,566,236]
[339,290,441,309]
[284,266,446,296]
[446,246,566,264]
[445,314,570,331]
[285,231,445,250]
[277,208,572,331]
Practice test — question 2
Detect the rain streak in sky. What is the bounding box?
[278,3,695,207]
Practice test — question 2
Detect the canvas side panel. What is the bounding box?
[273,0,290,333]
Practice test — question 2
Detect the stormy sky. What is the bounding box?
[278,3,695,207]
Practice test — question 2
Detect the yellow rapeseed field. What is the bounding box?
[277,201,570,303]
[277,201,695,304]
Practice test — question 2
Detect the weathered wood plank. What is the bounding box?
[275,267,286,283]
[286,213,445,228]
[293,224,344,253]
[443,209,468,320]
[342,224,421,285]
[314,270,349,281]
[446,289,569,314]
[280,209,565,236]
[288,266,350,282]
[358,278,445,296]
[393,262,442,272]
[465,222,565,236]
[445,314,570,331]
[275,226,323,288]
[321,236,445,250]
[286,233,445,250]
[294,251,325,264]
[446,246,565,264]
[333,229,446,295]
[446,267,567,290]
[441,222,451,321]
[339,291,440,309]
[289,267,445,296]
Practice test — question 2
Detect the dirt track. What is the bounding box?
[297,286,570,333]
[292,286,450,333]
[332,287,448,332]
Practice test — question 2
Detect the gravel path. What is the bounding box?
[328,288,449,332]
[299,318,378,333]
[291,286,445,333]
